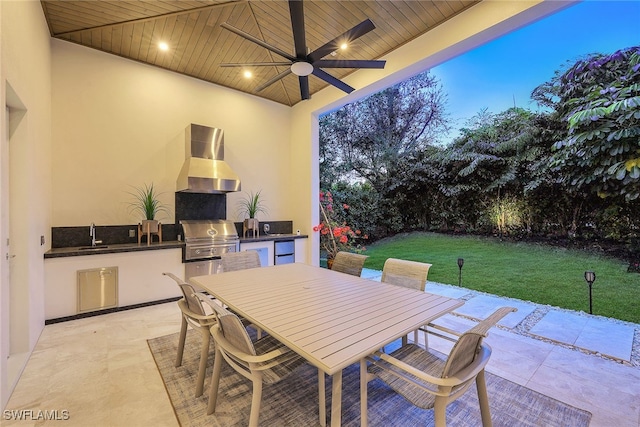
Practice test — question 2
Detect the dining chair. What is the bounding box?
[206,307,314,427]
[381,258,431,291]
[331,251,369,276]
[381,258,432,346]
[221,250,261,271]
[360,306,517,427]
[220,251,263,339]
[163,272,218,398]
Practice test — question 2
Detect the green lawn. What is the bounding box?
[362,232,640,324]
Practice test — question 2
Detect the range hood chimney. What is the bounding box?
[176,124,241,194]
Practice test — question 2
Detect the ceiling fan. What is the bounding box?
[220,0,386,100]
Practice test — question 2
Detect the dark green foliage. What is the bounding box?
[546,46,640,201]
[319,47,640,257]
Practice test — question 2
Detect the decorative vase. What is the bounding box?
[327,258,334,270]
[243,218,259,238]
[141,219,159,233]
[138,220,162,245]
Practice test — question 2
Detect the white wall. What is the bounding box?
[0,0,52,410]
[51,40,292,226]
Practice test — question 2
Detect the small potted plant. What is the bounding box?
[237,190,267,237]
[128,183,169,234]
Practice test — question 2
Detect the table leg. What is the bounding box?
[360,359,368,427]
[318,370,326,427]
[330,371,342,427]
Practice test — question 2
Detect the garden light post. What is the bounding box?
[457,258,464,287]
[584,271,596,314]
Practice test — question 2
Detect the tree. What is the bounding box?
[319,71,449,238]
[319,71,449,190]
[545,46,640,201]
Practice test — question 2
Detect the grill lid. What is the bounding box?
[180,219,239,243]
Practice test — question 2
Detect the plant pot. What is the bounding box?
[243,218,259,238]
[141,219,159,234]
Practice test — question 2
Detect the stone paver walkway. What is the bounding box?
[361,268,640,366]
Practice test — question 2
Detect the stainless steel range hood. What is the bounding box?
[176,124,241,193]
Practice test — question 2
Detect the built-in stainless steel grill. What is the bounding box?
[180,219,239,280]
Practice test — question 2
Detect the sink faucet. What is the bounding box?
[90,223,103,247]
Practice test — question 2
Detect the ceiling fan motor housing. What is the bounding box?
[291,61,314,76]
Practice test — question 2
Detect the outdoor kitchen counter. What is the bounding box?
[44,241,184,258]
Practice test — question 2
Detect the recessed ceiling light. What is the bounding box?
[243,70,253,78]
[158,42,169,51]
[340,43,348,50]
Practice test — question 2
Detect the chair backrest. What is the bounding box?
[381,258,431,291]
[331,251,369,276]
[163,272,208,316]
[221,251,261,272]
[442,331,485,379]
[217,311,256,356]
[178,283,207,316]
[442,306,516,378]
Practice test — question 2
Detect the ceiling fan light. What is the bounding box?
[291,61,314,76]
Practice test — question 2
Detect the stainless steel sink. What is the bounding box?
[78,245,109,250]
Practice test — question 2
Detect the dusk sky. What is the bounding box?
[430,0,640,144]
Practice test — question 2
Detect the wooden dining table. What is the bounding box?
[191,262,464,426]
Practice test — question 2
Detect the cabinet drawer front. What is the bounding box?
[274,240,295,255]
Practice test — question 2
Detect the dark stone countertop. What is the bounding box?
[44,241,185,259]
[44,234,308,259]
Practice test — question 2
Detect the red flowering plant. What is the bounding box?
[314,191,366,261]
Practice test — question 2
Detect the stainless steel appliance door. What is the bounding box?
[185,259,222,283]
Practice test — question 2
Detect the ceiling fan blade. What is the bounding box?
[220,62,292,67]
[308,19,376,62]
[314,59,386,69]
[289,0,307,58]
[255,68,292,93]
[312,68,355,94]
[221,22,296,62]
[299,76,310,100]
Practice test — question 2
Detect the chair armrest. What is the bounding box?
[211,326,295,365]
[371,344,491,388]
[162,271,185,285]
[424,322,463,336]
[194,292,227,315]
[177,299,217,323]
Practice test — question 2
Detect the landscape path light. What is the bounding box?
[457,258,464,287]
[584,271,596,314]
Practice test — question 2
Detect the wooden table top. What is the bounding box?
[192,263,464,374]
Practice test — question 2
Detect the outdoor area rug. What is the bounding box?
[148,330,592,427]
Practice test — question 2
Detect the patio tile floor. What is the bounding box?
[3,268,639,426]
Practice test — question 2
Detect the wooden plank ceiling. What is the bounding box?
[41,0,478,106]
